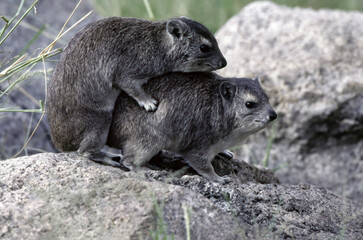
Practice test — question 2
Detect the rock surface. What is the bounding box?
[216,1,363,202]
[2,0,362,204]
[1,153,362,240]
[1,2,363,239]
[0,0,99,159]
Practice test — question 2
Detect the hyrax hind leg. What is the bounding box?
[183,152,232,184]
[121,143,160,171]
[77,111,121,167]
[116,77,158,112]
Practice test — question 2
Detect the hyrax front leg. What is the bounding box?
[183,152,232,184]
[117,77,158,112]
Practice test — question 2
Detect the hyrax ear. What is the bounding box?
[219,81,237,102]
[252,77,262,87]
[179,16,190,20]
[166,19,188,40]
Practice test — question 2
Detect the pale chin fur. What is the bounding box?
[180,63,217,72]
[237,121,269,136]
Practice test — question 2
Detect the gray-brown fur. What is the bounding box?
[107,72,277,183]
[47,17,226,165]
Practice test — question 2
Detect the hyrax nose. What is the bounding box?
[269,110,277,121]
[219,57,227,69]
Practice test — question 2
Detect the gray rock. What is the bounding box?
[216,1,363,202]
[0,0,99,159]
[1,153,362,240]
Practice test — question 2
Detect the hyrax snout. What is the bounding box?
[47,17,226,166]
[107,72,276,184]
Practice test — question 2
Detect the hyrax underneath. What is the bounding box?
[47,17,227,165]
[107,72,277,184]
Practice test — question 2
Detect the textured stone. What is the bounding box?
[1,2,363,239]
[216,1,363,202]
[1,153,362,240]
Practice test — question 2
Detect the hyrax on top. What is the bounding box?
[47,16,227,165]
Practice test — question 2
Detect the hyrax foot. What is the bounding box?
[204,174,233,184]
[217,150,234,160]
[185,155,233,184]
[104,151,123,162]
[96,157,122,168]
[137,97,158,112]
[121,156,151,171]
[78,150,121,168]
[219,175,233,184]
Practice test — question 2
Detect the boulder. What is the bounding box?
[216,1,363,202]
[1,153,362,240]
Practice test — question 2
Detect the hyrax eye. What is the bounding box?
[200,44,211,53]
[245,102,257,109]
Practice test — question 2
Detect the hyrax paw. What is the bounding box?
[139,98,158,112]
[79,151,121,168]
[217,175,233,184]
[217,150,234,160]
[95,156,121,168]
[104,152,123,162]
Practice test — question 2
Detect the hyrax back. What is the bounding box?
[47,17,226,165]
[107,72,277,184]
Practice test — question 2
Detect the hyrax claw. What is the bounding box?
[217,150,234,160]
[139,99,158,112]
[219,176,233,184]
[79,150,121,168]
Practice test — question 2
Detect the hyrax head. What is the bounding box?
[166,16,227,72]
[219,77,277,136]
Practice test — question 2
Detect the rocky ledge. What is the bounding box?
[1,153,362,240]
[216,1,363,203]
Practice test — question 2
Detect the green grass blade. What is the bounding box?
[0,18,9,40]
[1,16,9,23]
[261,121,277,167]
[0,0,39,46]
[0,108,43,113]
[182,204,191,240]
[143,0,155,20]
[0,48,61,83]
[0,63,37,98]
[0,0,25,39]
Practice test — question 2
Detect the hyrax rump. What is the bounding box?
[107,72,277,184]
[47,17,226,166]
